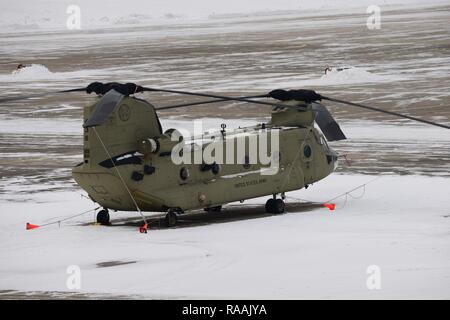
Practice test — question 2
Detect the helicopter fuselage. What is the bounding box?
[72,96,338,212]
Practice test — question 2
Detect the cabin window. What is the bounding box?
[303,145,312,158]
[212,163,220,175]
[180,167,189,180]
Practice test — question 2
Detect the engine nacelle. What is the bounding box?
[139,128,184,155]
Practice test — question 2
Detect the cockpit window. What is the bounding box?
[84,90,124,128]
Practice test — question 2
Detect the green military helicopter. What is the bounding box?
[2,82,448,232]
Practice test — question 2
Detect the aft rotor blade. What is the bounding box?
[83,89,124,128]
[0,82,143,104]
[0,87,86,104]
[142,87,303,109]
[321,96,450,129]
[156,94,269,110]
[312,103,346,141]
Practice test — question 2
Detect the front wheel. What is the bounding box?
[265,199,275,213]
[265,199,285,214]
[273,199,285,214]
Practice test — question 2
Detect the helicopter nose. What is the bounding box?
[326,151,339,170]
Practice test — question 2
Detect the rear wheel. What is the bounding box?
[165,211,178,227]
[96,209,110,225]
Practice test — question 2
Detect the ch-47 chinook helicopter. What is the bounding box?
[2,82,448,232]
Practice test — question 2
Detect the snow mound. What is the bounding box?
[250,67,406,90]
[308,67,395,86]
[11,64,53,79]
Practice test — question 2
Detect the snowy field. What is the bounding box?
[0,173,449,299]
[0,1,450,299]
[0,117,449,299]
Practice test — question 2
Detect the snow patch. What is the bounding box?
[11,64,53,79]
[277,67,406,89]
[0,174,449,298]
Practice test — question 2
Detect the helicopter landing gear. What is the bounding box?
[265,197,285,214]
[164,209,180,227]
[96,209,110,225]
[204,205,222,212]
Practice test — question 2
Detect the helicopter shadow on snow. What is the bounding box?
[107,201,324,230]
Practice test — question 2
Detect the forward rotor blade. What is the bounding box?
[321,96,450,129]
[156,94,268,110]
[83,89,124,128]
[312,103,346,141]
[0,87,86,104]
[142,87,303,109]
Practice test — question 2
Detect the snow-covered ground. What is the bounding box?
[1,114,448,299]
[0,173,449,299]
[0,118,449,299]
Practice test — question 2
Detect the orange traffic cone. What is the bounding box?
[26,223,40,230]
[139,223,148,233]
